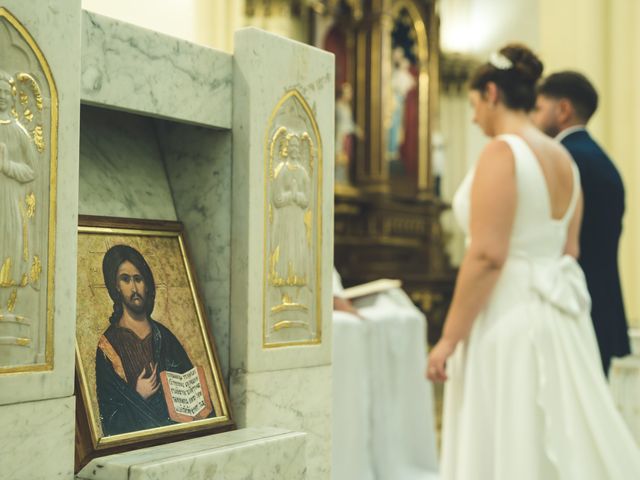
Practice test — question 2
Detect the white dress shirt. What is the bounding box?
[555,125,587,143]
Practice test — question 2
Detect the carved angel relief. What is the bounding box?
[264,91,322,347]
[0,9,56,371]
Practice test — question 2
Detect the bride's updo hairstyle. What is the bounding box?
[469,43,543,111]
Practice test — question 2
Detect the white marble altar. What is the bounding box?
[231,27,334,479]
[77,427,306,480]
[81,11,232,129]
[4,4,331,478]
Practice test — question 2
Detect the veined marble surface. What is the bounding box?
[81,10,232,129]
[0,396,75,479]
[231,364,332,480]
[159,121,232,381]
[77,427,306,480]
[231,27,335,374]
[79,105,177,220]
[0,0,80,406]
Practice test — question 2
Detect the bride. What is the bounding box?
[427,44,640,479]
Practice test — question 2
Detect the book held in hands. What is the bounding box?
[341,278,402,300]
[160,366,213,422]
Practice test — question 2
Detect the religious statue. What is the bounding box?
[335,82,361,186]
[386,46,416,171]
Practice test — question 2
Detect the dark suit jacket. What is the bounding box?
[561,129,631,374]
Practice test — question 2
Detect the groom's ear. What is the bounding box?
[557,98,574,123]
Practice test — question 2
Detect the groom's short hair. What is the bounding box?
[537,71,598,123]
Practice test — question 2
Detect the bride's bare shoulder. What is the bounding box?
[475,138,516,177]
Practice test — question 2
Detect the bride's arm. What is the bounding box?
[427,140,516,382]
[563,193,583,258]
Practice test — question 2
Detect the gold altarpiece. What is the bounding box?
[310,0,455,343]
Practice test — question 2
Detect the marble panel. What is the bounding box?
[0,396,75,479]
[231,27,335,374]
[0,0,80,405]
[230,364,331,480]
[0,5,56,369]
[79,105,177,220]
[81,11,232,129]
[158,121,232,381]
[77,427,306,480]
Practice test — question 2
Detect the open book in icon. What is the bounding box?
[160,366,213,422]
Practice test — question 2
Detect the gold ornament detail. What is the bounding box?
[25,192,36,218]
[32,124,44,152]
[304,210,313,247]
[0,257,14,287]
[7,288,17,312]
[29,255,41,284]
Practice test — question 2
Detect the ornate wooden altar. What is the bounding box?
[311,0,455,343]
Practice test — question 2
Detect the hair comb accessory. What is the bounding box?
[489,52,513,70]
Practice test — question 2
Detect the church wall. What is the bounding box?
[440,0,539,55]
[438,0,540,266]
[81,0,199,43]
[607,0,640,329]
[81,0,244,52]
[539,0,640,327]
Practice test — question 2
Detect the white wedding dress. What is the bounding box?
[441,134,640,479]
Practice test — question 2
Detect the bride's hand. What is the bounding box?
[426,338,457,382]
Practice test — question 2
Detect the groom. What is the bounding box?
[533,71,631,375]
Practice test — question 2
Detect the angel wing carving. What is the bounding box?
[269,125,289,180]
[12,72,45,153]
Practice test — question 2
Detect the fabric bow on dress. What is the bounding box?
[530,255,591,317]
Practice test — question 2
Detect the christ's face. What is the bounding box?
[0,81,13,113]
[116,261,147,315]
